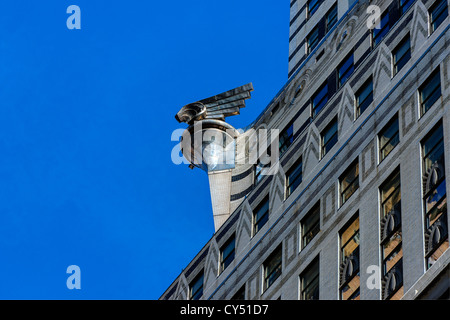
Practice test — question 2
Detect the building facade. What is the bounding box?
[162,0,450,300]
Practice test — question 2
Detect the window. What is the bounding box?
[339,215,360,300]
[219,235,236,273]
[380,169,401,218]
[400,0,414,15]
[326,3,338,33]
[429,0,449,33]
[340,160,359,206]
[301,203,320,249]
[307,26,320,54]
[279,122,294,157]
[380,169,403,300]
[338,52,354,88]
[321,117,338,158]
[263,245,282,291]
[372,12,390,46]
[253,197,269,235]
[255,148,271,184]
[381,230,404,299]
[355,77,373,118]
[422,122,448,269]
[255,161,269,184]
[393,35,411,76]
[307,0,324,19]
[379,115,400,162]
[190,271,204,300]
[231,286,245,300]
[311,82,328,117]
[420,68,442,116]
[286,157,303,199]
[300,257,320,300]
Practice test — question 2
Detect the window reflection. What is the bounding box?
[339,215,360,300]
[380,169,403,300]
[422,122,448,269]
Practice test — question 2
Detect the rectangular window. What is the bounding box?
[355,77,373,118]
[307,26,320,54]
[279,122,294,157]
[381,230,404,300]
[255,161,268,184]
[380,169,403,300]
[263,245,282,291]
[380,169,401,218]
[255,148,271,184]
[393,35,411,76]
[253,197,269,235]
[430,0,449,33]
[301,203,320,249]
[340,160,359,206]
[190,271,204,300]
[220,235,236,273]
[400,0,414,15]
[321,117,338,158]
[231,286,246,300]
[420,68,442,116]
[379,115,400,162]
[307,0,324,19]
[338,52,354,88]
[286,157,303,199]
[422,122,448,269]
[339,215,360,300]
[311,82,328,117]
[326,3,338,33]
[300,257,320,300]
[372,12,390,46]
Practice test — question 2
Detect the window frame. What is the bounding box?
[219,234,236,274]
[380,169,401,219]
[372,11,390,47]
[253,197,270,236]
[255,147,271,185]
[337,52,354,88]
[231,285,246,300]
[189,271,204,300]
[392,34,411,76]
[429,0,449,33]
[419,68,442,116]
[307,0,324,20]
[307,26,320,55]
[311,81,329,118]
[355,77,373,119]
[300,257,320,300]
[379,169,403,300]
[263,245,282,291]
[321,117,338,159]
[279,121,295,158]
[326,3,338,33]
[399,0,414,15]
[339,214,360,300]
[378,115,400,163]
[421,122,448,268]
[286,157,303,199]
[339,159,360,206]
[301,203,321,250]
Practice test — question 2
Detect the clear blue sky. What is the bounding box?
[0,1,287,299]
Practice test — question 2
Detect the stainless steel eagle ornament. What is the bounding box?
[175,83,254,231]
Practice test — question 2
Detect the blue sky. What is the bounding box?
[0,1,287,299]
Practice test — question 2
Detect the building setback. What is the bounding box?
[162,0,450,300]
